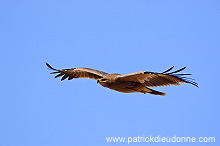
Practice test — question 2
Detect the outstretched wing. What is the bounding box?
[46,62,108,81]
[118,66,198,87]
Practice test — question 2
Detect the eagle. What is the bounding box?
[46,63,198,96]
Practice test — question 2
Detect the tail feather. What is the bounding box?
[148,88,166,96]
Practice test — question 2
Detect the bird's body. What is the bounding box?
[98,74,164,95]
[46,63,198,96]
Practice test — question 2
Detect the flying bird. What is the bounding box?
[46,63,198,96]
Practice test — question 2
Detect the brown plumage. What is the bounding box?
[46,63,198,96]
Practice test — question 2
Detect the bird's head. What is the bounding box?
[97,78,108,83]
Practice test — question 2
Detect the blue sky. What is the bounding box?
[1,0,219,145]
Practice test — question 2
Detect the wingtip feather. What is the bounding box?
[162,66,174,73]
[168,66,187,74]
[46,62,57,71]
